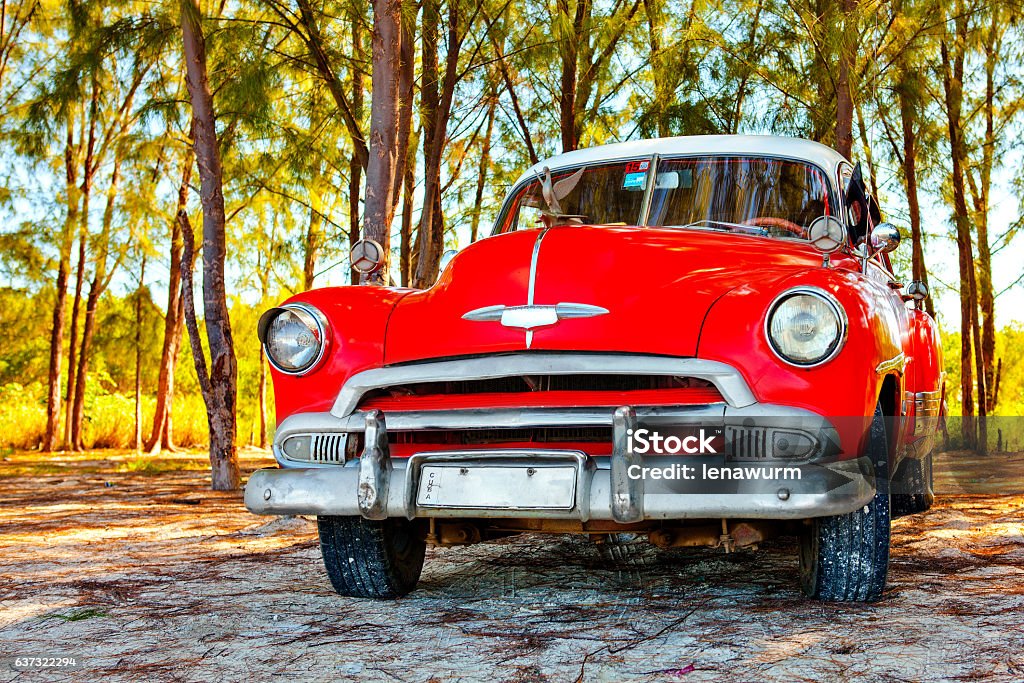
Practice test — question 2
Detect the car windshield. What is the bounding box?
[496,156,835,240]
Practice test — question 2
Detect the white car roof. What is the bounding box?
[513,135,850,187]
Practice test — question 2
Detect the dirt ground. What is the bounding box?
[1,449,1023,683]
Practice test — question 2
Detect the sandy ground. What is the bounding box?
[1,449,1023,682]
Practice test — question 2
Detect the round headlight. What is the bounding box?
[261,305,327,374]
[766,289,845,366]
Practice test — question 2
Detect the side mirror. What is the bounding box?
[907,280,928,301]
[869,223,901,253]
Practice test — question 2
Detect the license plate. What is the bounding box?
[416,465,577,510]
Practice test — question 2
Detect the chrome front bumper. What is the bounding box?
[245,407,876,522]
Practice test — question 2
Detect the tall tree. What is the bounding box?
[43,119,80,452]
[361,0,403,285]
[146,155,192,452]
[833,0,859,158]
[940,3,985,451]
[71,153,125,449]
[180,0,240,490]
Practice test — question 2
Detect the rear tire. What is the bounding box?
[317,516,426,598]
[799,402,891,602]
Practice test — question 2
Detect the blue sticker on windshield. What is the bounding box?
[623,171,646,190]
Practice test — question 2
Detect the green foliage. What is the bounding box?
[0,0,1021,461]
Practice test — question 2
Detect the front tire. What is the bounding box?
[317,516,426,598]
[799,402,891,602]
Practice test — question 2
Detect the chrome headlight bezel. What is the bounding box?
[258,303,330,376]
[764,287,847,367]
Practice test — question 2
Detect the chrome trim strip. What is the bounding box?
[525,228,550,349]
[527,228,548,306]
[329,353,758,417]
[875,352,907,375]
[764,286,848,368]
[461,302,609,329]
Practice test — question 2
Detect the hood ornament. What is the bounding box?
[463,302,608,331]
[537,166,588,226]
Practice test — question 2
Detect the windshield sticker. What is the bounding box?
[623,171,647,190]
[623,160,650,190]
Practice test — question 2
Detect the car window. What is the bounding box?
[495,156,835,240]
[648,157,833,239]
[497,160,651,233]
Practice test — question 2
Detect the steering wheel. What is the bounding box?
[742,216,807,238]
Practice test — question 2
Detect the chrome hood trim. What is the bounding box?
[329,352,758,417]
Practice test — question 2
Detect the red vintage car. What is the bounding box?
[245,135,944,603]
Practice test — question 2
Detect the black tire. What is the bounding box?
[799,402,891,602]
[597,532,652,567]
[317,516,426,599]
[892,452,934,517]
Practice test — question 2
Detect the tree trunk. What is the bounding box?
[63,81,99,450]
[730,0,763,133]
[392,8,415,209]
[362,0,403,286]
[303,204,322,290]
[941,19,980,450]
[557,0,587,153]
[146,155,192,453]
[834,0,858,159]
[181,0,240,490]
[897,76,934,317]
[71,156,123,450]
[400,144,415,286]
[258,350,268,449]
[412,0,439,286]
[44,121,79,452]
[64,228,86,449]
[348,13,365,286]
[413,0,464,287]
[854,99,879,199]
[134,256,146,451]
[974,8,999,413]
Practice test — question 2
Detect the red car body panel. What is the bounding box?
[384,229,538,364]
[270,286,409,420]
[268,210,941,474]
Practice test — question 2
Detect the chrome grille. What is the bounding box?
[310,433,347,463]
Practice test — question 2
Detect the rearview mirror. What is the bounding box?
[655,172,680,189]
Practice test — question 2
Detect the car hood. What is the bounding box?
[384,225,825,364]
